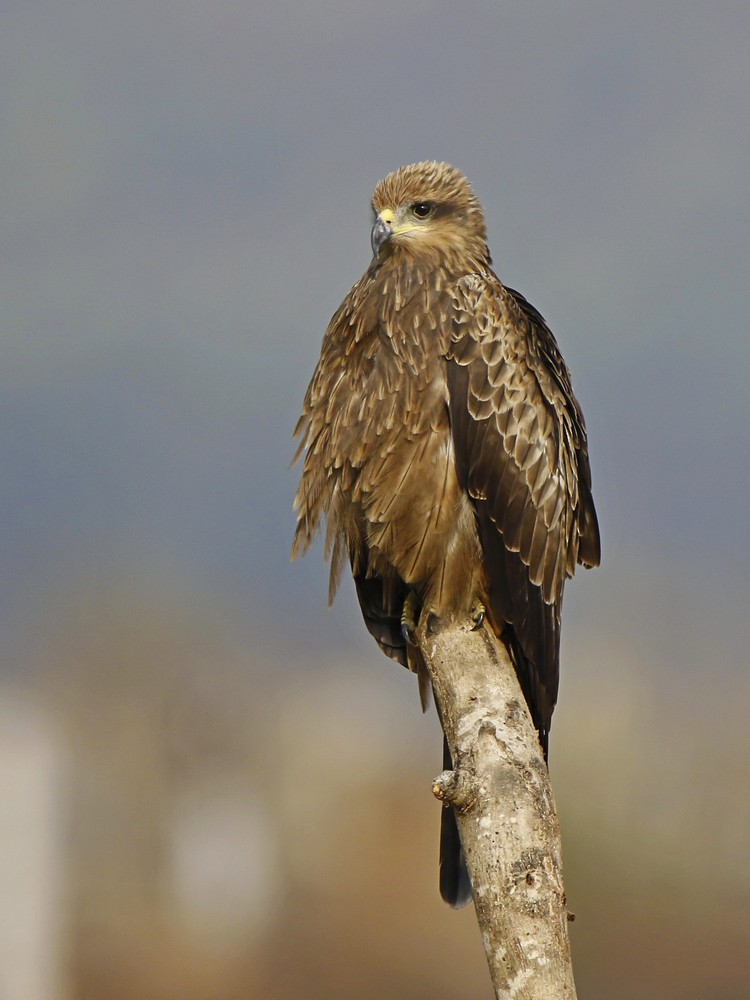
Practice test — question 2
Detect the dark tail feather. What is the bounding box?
[438,735,473,908]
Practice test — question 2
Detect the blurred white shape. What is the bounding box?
[168,774,278,946]
[0,690,65,1000]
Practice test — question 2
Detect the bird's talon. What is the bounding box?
[470,604,485,631]
[401,591,420,646]
[401,621,417,646]
[426,611,442,635]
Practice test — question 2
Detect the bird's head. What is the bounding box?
[370,161,490,269]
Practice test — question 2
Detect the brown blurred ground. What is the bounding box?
[3,569,748,1000]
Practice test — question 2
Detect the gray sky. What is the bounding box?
[2,0,749,680]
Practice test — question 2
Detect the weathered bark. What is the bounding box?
[416,613,577,1000]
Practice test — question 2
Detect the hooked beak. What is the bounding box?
[371,214,394,256]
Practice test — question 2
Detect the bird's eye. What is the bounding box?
[411,202,433,219]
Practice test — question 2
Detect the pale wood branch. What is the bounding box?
[416,614,577,1000]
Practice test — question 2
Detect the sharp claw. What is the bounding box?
[470,605,485,631]
[401,621,417,646]
[426,611,441,635]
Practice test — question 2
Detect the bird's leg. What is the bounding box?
[401,590,420,646]
[470,601,485,631]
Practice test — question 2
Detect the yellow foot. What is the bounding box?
[400,591,420,646]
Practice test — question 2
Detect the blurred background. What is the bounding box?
[2,1,749,997]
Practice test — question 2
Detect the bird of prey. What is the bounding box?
[292,161,600,908]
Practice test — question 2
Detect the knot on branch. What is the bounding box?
[432,764,478,814]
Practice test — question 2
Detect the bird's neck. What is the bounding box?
[369,245,491,289]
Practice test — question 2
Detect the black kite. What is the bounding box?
[292,162,600,907]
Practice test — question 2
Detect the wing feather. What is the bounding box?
[446,273,600,735]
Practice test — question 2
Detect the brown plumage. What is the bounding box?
[292,161,600,907]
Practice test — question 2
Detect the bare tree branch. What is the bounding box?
[417,614,577,1000]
